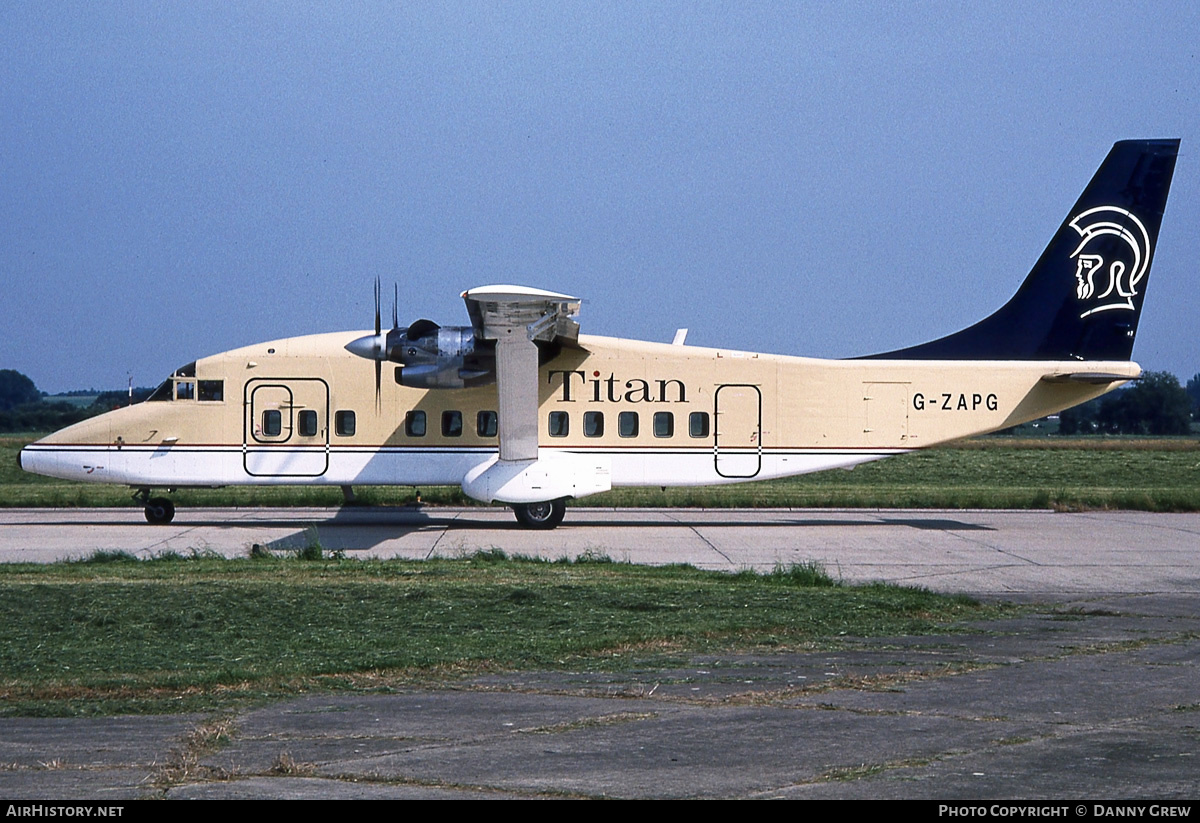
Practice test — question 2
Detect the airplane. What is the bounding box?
[18,139,1179,529]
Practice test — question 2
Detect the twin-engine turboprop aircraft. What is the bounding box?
[19,139,1179,528]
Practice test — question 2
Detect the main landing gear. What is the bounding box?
[134,488,176,524]
[512,499,566,530]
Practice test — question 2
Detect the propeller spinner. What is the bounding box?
[345,281,496,391]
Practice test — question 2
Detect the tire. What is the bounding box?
[513,499,566,530]
[144,497,176,524]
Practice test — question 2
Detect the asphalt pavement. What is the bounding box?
[1,507,1197,799]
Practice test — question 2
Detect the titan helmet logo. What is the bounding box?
[1068,205,1151,319]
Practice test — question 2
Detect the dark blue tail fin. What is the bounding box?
[864,139,1179,361]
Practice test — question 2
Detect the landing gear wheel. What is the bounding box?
[513,499,566,530]
[144,497,176,524]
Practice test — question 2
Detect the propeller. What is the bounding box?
[374,277,382,409]
[346,281,491,391]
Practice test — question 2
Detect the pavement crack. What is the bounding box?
[425,512,461,558]
[663,512,735,566]
[147,713,239,792]
[516,711,657,734]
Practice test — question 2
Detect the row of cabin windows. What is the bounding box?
[262,409,712,440]
[552,410,710,438]
[261,409,356,438]
[399,409,708,439]
[403,410,497,438]
[263,409,497,439]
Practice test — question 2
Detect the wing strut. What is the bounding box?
[461,285,581,463]
[459,286,609,508]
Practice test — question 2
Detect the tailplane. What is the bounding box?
[864,139,1179,361]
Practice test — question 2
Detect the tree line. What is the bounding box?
[1043,371,1194,436]
[0,369,154,432]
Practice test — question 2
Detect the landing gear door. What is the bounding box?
[714,384,761,478]
[244,378,330,477]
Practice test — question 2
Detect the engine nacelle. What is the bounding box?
[386,323,496,390]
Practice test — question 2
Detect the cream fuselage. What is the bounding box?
[21,330,1136,494]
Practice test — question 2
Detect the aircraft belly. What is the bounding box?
[605,449,901,487]
[330,448,491,486]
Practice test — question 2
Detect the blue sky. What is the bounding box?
[2,1,1197,393]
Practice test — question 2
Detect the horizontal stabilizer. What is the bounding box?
[1040,371,1140,384]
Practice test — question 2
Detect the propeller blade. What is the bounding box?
[392,282,399,329]
[375,359,381,411]
[374,277,381,337]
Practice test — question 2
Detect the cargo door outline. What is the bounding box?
[714,384,762,478]
[244,378,330,477]
[862,382,910,447]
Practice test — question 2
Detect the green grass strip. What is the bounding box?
[0,551,994,717]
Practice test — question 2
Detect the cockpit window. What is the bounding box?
[148,362,200,402]
[198,380,223,402]
[147,379,173,402]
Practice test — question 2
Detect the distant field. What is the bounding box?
[42,395,99,408]
[4,434,1198,512]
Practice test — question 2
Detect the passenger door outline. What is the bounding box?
[244,378,331,477]
[714,383,762,478]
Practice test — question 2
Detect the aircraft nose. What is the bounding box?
[345,333,384,360]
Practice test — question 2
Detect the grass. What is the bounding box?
[0,550,995,717]
[584,438,1200,511]
[5,434,1199,511]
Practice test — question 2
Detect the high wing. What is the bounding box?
[460,285,580,461]
[458,286,609,523]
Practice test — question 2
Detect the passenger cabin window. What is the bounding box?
[335,410,356,437]
[654,411,674,438]
[297,410,318,437]
[689,411,710,438]
[198,380,223,402]
[477,410,498,437]
[262,409,282,437]
[405,410,426,437]
[618,411,639,438]
[175,381,195,401]
[548,411,569,437]
[442,410,463,437]
[583,411,604,437]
